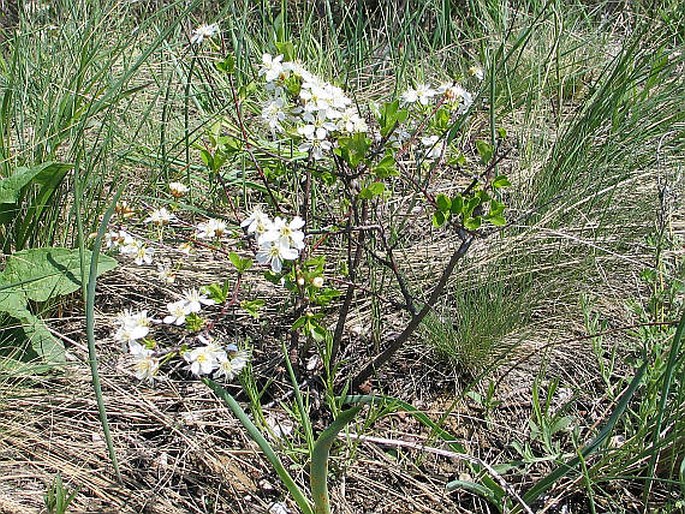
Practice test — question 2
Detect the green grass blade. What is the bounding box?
[523,360,647,506]
[82,185,124,481]
[310,406,362,514]
[643,308,685,505]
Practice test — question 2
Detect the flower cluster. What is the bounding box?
[241,207,305,273]
[183,336,248,380]
[163,289,216,326]
[112,300,247,383]
[105,229,155,265]
[258,54,368,159]
[401,81,473,115]
[196,218,227,240]
[114,309,151,346]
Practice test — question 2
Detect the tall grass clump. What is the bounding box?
[422,1,684,369]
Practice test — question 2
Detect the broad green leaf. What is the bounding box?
[241,299,265,319]
[12,307,65,363]
[373,153,398,178]
[432,211,446,227]
[229,252,253,273]
[464,216,482,230]
[489,199,505,217]
[436,194,451,212]
[378,100,408,138]
[215,54,235,73]
[492,175,511,188]
[486,214,506,226]
[0,289,26,317]
[450,194,464,215]
[0,247,117,303]
[0,162,71,205]
[335,133,371,168]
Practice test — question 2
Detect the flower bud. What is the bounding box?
[312,276,324,288]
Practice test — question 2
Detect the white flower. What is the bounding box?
[421,135,442,160]
[469,65,484,81]
[169,182,189,197]
[401,84,437,105]
[114,310,151,344]
[260,216,305,250]
[190,23,219,45]
[104,230,133,250]
[298,135,332,160]
[241,206,272,236]
[132,349,159,383]
[214,349,249,380]
[144,207,174,225]
[298,110,338,140]
[119,236,141,255]
[312,276,324,288]
[282,60,309,79]
[438,83,473,114]
[261,97,288,132]
[338,107,367,134]
[196,218,227,239]
[178,242,194,256]
[184,343,223,376]
[133,244,155,265]
[157,264,176,284]
[182,288,216,313]
[256,240,299,273]
[163,300,188,325]
[260,53,284,82]
[300,83,333,113]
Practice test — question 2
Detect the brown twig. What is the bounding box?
[351,235,475,390]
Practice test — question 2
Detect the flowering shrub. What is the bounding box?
[105,41,509,396]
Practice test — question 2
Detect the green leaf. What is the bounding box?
[359,181,385,200]
[205,282,229,304]
[378,100,408,138]
[373,153,398,178]
[274,41,296,61]
[240,299,265,319]
[0,289,26,317]
[492,175,511,188]
[205,379,314,514]
[450,194,464,215]
[475,140,494,165]
[464,216,482,230]
[486,214,506,226]
[0,162,72,205]
[311,406,363,513]
[436,194,451,212]
[0,247,117,303]
[489,199,505,217]
[432,211,446,228]
[12,307,65,363]
[215,54,235,73]
[523,361,647,504]
[335,133,370,168]
[463,196,482,218]
[432,107,451,132]
[229,252,253,273]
